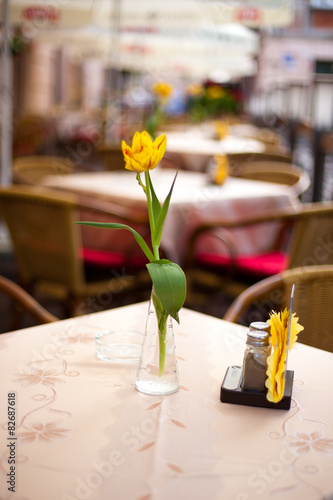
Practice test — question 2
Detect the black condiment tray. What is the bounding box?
[220,365,294,410]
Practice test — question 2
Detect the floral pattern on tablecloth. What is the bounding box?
[264,381,333,499]
[0,317,105,481]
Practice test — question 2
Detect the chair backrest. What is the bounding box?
[287,202,333,269]
[229,161,311,196]
[13,114,55,156]
[0,186,86,295]
[223,265,333,352]
[183,201,333,277]
[13,156,74,185]
[0,275,58,326]
[227,151,292,169]
[96,146,125,171]
[255,128,282,146]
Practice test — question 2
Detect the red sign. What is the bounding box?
[22,6,60,23]
[124,44,151,55]
[234,7,262,24]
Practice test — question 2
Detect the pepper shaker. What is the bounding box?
[242,328,271,392]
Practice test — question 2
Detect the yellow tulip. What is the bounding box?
[122,131,167,173]
[78,128,186,381]
[152,82,173,102]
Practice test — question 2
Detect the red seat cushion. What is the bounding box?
[196,251,288,278]
[82,248,126,268]
[236,251,288,276]
[81,248,148,270]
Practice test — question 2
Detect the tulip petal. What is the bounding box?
[132,131,143,152]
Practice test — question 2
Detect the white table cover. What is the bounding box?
[42,169,301,265]
[164,131,265,171]
[0,302,332,500]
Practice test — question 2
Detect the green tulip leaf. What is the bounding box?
[146,259,186,323]
[146,170,161,232]
[153,172,177,248]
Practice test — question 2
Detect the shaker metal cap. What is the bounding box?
[249,321,270,333]
[246,330,269,347]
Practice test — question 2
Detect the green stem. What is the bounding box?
[153,244,160,261]
[159,328,167,377]
[145,170,159,260]
[152,289,168,376]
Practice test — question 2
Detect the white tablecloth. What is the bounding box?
[0,302,332,500]
[164,131,265,171]
[42,169,301,264]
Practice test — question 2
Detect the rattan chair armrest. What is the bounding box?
[0,276,58,325]
[223,274,283,323]
[184,226,240,269]
[184,206,300,268]
[191,206,299,233]
[208,228,240,261]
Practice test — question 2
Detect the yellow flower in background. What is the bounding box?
[122,131,167,173]
[152,81,173,102]
[187,83,204,97]
[213,155,229,186]
[147,82,173,138]
[214,120,230,139]
[206,85,224,100]
[265,308,304,403]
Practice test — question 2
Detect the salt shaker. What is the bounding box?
[249,321,270,333]
[242,328,270,392]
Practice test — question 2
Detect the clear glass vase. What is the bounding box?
[135,288,180,396]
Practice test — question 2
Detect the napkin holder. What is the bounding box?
[220,365,294,410]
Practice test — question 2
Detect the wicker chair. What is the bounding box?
[96,146,125,171]
[13,114,57,157]
[12,156,75,185]
[229,161,311,197]
[227,151,292,169]
[313,130,333,201]
[0,186,150,316]
[0,274,58,330]
[184,201,333,302]
[223,265,333,352]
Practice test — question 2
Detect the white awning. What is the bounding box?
[9,0,294,31]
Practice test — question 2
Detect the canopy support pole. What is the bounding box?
[1,0,13,185]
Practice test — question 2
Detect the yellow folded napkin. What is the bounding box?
[212,155,229,186]
[265,308,304,403]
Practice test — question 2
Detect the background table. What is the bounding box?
[164,130,265,171]
[43,169,301,265]
[0,302,333,500]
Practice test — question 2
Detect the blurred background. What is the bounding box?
[1,1,333,189]
[1,0,333,330]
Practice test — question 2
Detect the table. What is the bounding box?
[0,302,332,500]
[42,169,301,265]
[164,131,265,171]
